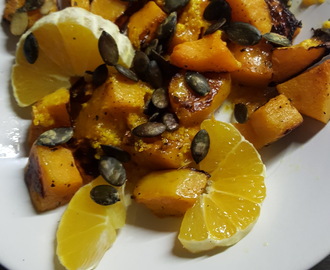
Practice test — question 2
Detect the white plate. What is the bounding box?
[1,1,330,270]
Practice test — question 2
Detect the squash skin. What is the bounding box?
[133,168,209,217]
[234,94,303,149]
[277,59,330,123]
[25,144,83,212]
[168,72,231,126]
[170,31,241,72]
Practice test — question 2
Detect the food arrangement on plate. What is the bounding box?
[2,0,330,269]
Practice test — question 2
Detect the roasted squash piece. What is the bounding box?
[170,31,241,72]
[169,0,210,49]
[229,40,273,86]
[28,87,71,146]
[277,59,330,123]
[226,0,272,34]
[70,0,90,9]
[25,144,83,212]
[272,38,326,83]
[90,0,129,22]
[168,72,231,126]
[234,94,303,149]
[127,1,167,49]
[133,168,209,217]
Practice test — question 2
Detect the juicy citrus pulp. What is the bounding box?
[12,7,134,107]
[178,119,266,253]
[56,176,128,270]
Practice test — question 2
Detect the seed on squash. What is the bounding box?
[10,11,28,36]
[115,64,139,82]
[90,185,120,206]
[151,88,169,109]
[234,103,248,123]
[98,30,119,66]
[156,12,177,43]
[204,18,226,36]
[148,112,162,122]
[164,0,189,13]
[203,0,232,22]
[162,112,179,131]
[92,64,108,87]
[225,22,262,46]
[263,32,292,47]
[23,33,39,64]
[143,38,160,56]
[36,127,73,147]
[133,50,150,79]
[146,60,163,89]
[132,122,166,137]
[99,156,127,186]
[185,71,210,96]
[191,129,210,164]
[23,0,45,11]
[100,144,131,163]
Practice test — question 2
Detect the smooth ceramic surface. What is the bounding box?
[1,1,330,270]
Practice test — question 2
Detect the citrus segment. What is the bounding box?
[12,7,135,107]
[56,176,127,270]
[178,119,266,253]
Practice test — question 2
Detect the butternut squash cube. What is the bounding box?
[272,38,326,83]
[229,41,273,86]
[28,87,71,146]
[235,94,303,149]
[168,72,231,126]
[90,0,128,22]
[127,1,167,49]
[25,144,83,212]
[170,31,241,72]
[133,168,209,217]
[226,0,272,34]
[277,59,330,123]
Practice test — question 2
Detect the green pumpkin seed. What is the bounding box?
[133,50,150,80]
[204,18,227,36]
[162,112,179,131]
[234,103,248,123]
[115,64,139,82]
[92,64,108,87]
[36,127,73,147]
[225,22,262,46]
[90,185,120,206]
[132,122,166,137]
[146,60,163,89]
[203,0,232,22]
[156,12,177,43]
[24,33,38,64]
[98,30,119,66]
[263,32,292,47]
[151,88,169,109]
[185,71,210,96]
[191,129,210,164]
[164,0,189,13]
[99,156,127,186]
[100,144,131,163]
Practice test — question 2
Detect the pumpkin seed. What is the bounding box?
[263,32,292,47]
[36,127,73,147]
[164,0,189,13]
[92,64,108,87]
[191,129,210,164]
[133,50,150,80]
[23,33,38,64]
[185,71,210,96]
[156,12,177,43]
[132,122,166,137]
[98,30,119,66]
[149,49,179,79]
[143,99,158,116]
[146,60,163,89]
[90,185,120,206]
[99,156,127,186]
[162,112,179,131]
[22,0,45,11]
[100,144,131,163]
[204,18,227,36]
[203,0,231,22]
[234,103,248,123]
[115,64,139,82]
[148,112,162,122]
[225,22,262,46]
[143,38,160,56]
[151,88,169,109]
